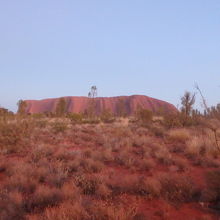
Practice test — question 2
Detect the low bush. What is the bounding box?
[27,185,63,212]
[0,190,25,220]
[136,108,153,124]
[45,164,68,187]
[88,202,138,220]
[155,148,173,165]
[160,174,198,203]
[6,174,37,194]
[107,174,137,195]
[202,169,220,210]
[150,125,165,137]
[172,158,188,171]
[75,175,102,195]
[100,109,115,123]
[40,201,88,220]
[51,121,67,134]
[163,113,183,128]
[67,113,83,124]
[0,120,33,153]
[79,158,104,173]
[135,158,156,171]
[61,181,79,201]
[114,150,134,168]
[167,128,190,143]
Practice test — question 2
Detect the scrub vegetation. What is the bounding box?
[0,92,220,220]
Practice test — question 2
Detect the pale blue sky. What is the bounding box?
[0,0,219,112]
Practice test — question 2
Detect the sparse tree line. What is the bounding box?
[1,86,219,128]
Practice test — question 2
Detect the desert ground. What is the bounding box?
[0,110,220,220]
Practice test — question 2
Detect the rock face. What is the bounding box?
[23,95,177,115]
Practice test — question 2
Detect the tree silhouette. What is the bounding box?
[181,91,195,117]
[88,86,97,98]
[87,86,98,118]
[17,100,27,115]
[55,98,67,117]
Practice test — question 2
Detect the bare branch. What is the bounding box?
[194,83,209,112]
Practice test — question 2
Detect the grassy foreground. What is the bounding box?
[0,115,220,220]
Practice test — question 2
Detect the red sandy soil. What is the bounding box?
[24,95,177,115]
[1,123,219,219]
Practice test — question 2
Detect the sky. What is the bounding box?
[0,0,219,112]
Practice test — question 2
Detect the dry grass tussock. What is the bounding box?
[0,115,219,219]
[167,128,190,143]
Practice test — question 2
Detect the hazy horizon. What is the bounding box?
[0,0,219,112]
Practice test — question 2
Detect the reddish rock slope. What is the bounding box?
[24,95,177,115]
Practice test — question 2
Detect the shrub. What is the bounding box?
[150,125,165,137]
[160,174,198,203]
[67,113,83,124]
[114,150,134,168]
[163,113,183,128]
[193,157,219,168]
[133,176,161,197]
[100,109,115,123]
[132,135,150,148]
[88,202,138,220]
[0,160,6,172]
[0,120,32,153]
[96,183,112,199]
[35,120,48,128]
[51,121,67,134]
[66,159,80,173]
[145,177,162,198]
[83,118,100,124]
[95,148,113,163]
[41,201,88,220]
[45,165,68,187]
[54,148,73,161]
[185,136,203,158]
[107,174,137,195]
[135,158,156,171]
[202,169,220,210]
[172,158,188,171]
[0,190,25,220]
[27,185,63,211]
[75,175,102,195]
[6,174,37,194]
[83,149,93,158]
[155,148,173,165]
[107,174,159,196]
[136,108,153,124]
[80,158,104,173]
[30,145,54,162]
[167,128,190,143]
[61,182,79,201]
[185,134,220,159]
